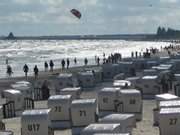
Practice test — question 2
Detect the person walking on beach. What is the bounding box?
[95,55,97,64]
[6,65,13,77]
[84,58,88,66]
[33,65,39,79]
[61,59,65,70]
[135,51,138,58]
[74,57,77,65]
[49,60,54,72]
[103,52,105,58]
[67,58,70,69]
[97,57,100,65]
[131,52,134,58]
[44,61,48,72]
[23,64,29,78]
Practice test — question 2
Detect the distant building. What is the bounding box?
[6,32,16,40]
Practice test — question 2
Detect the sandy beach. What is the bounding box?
[1,78,160,135]
[2,0,180,134]
[0,48,177,135]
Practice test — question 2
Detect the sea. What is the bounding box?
[0,40,170,78]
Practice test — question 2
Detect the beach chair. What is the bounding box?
[60,87,81,100]
[81,123,122,135]
[21,109,54,135]
[71,99,98,135]
[48,95,72,129]
[159,107,180,135]
[99,114,136,133]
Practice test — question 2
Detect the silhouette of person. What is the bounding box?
[23,64,29,78]
[67,58,70,69]
[124,82,128,88]
[131,52,134,58]
[84,58,88,66]
[74,57,77,65]
[97,57,100,65]
[103,52,105,58]
[44,61,48,72]
[135,51,138,58]
[41,80,50,100]
[34,65,39,79]
[61,59,65,70]
[49,60,54,72]
[7,65,13,77]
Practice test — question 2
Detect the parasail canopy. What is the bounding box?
[71,9,81,19]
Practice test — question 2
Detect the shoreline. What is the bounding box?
[0,48,171,83]
[0,64,101,89]
[0,64,101,80]
[0,41,176,90]
[0,39,172,79]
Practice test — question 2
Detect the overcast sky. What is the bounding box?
[0,0,180,36]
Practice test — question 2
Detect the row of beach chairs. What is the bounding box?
[2,54,180,134]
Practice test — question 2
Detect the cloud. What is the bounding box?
[160,0,178,3]
[1,0,180,35]
[40,0,63,7]
[79,0,98,7]
[13,0,64,6]
[0,12,42,24]
[56,16,79,24]
[13,0,31,4]
[122,16,148,25]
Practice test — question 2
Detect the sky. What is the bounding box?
[0,0,180,36]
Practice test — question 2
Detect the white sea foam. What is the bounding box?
[0,40,170,78]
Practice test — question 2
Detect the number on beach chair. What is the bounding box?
[169,118,178,125]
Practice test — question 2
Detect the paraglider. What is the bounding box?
[71,9,82,19]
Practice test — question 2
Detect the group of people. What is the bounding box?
[6,53,121,78]
[60,57,90,69]
[5,57,90,78]
[5,50,148,78]
[61,58,70,70]
[130,47,160,59]
[101,53,122,64]
[44,60,54,72]
[6,51,142,78]
[6,64,39,79]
